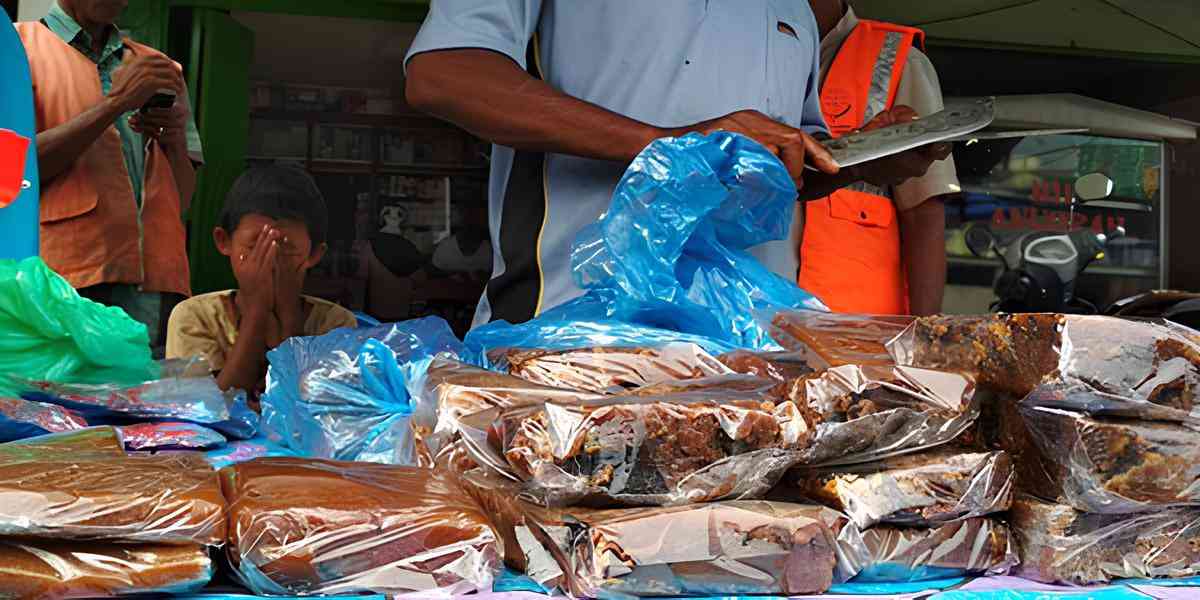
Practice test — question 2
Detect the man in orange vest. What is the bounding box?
[17,0,203,356]
[801,0,961,316]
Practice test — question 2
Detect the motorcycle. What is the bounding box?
[963,173,1124,314]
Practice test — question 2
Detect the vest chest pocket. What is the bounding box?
[827,189,895,229]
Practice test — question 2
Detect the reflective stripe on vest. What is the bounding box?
[799,19,922,315]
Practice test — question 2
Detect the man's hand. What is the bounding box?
[682,110,840,191]
[233,225,279,319]
[129,100,188,148]
[108,54,182,114]
[851,105,953,188]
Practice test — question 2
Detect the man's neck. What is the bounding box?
[59,2,110,52]
[812,0,847,40]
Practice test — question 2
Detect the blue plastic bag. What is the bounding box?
[261,317,463,464]
[203,435,299,469]
[536,132,824,350]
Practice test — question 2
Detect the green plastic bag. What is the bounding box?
[0,258,156,394]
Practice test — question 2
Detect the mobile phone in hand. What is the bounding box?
[141,90,177,113]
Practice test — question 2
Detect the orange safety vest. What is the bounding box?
[16,22,191,297]
[799,20,923,315]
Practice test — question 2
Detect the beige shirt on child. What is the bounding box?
[165,290,357,371]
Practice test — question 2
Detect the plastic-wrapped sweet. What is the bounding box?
[1011,495,1200,584]
[262,318,463,465]
[716,349,816,381]
[118,422,226,451]
[782,449,1013,529]
[785,364,978,466]
[488,342,731,394]
[0,449,225,544]
[888,314,1200,422]
[222,457,500,595]
[0,396,87,442]
[1020,402,1200,513]
[838,518,1017,582]
[768,310,913,367]
[459,470,846,598]
[460,390,811,507]
[411,358,599,473]
[0,539,212,599]
[2,425,125,456]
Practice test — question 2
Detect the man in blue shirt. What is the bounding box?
[406,1,943,327]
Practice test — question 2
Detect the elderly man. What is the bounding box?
[405,1,947,328]
[800,0,961,315]
[16,0,203,354]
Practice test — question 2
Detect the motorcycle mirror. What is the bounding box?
[1075,172,1114,201]
[963,223,995,258]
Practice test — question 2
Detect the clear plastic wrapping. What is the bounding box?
[2,425,126,456]
[488,342,731,394]
[462,391,812,507]
[222,457,500,596]
[261,318,463,466]
[768,310,913,367]
[0,539,213,599]
[459,471,847,598]
[0,450,226,544]
[888,314,1200,421]
[716,350,816,381]
[118,422,227,451]
[784,364,978,466]
[2,425,126,457]
[412,358,600,472]
[13,373,257,440]
[1011,495,1200,584]
[781,449,1013,529]
[1020,403,1200,513]
[0,396,87,442]
[838,518,1017,582]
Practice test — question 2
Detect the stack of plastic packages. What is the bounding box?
[754,311,1019,584]
[888,313,1200,584]
[0,426,226,599]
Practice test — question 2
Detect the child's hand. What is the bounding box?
[234,225,278,316]
[273,240,307,337]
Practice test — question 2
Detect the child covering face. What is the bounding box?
[165,166,356,399]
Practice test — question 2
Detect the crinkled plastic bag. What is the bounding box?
[262,317,463,465]
[1012,494,1200,584]
[767,309,914,367]
[0,258,157,394]
[488,342,732,394]
[0,396,87,442]
[221,457,500,596]
[838,518,1017,583]
[532,132,824,350]
[118,422,227,451]
[0,539,213,599]
[1019,402,1200,513]
[781,449,1013,529]
[459,470,848,597]
[411,358,600,473]
[459,390,810,507]
[785,364,979,466]
[889,314,1200,422]
[13,372,257,440]
[2,426,126,457]
[0,449,226,544]
[463,313,736,369]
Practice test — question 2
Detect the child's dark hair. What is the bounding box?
[219,166,328,246]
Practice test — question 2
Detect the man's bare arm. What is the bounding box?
[899,196,949,315]
[36,99,126,182]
